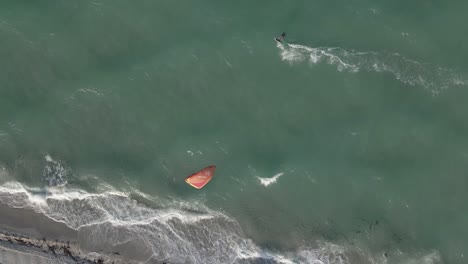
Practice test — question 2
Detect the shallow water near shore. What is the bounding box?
[1,0,468,263]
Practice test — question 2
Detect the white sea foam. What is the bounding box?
[77,88,104,97]
[277,42,467,95]
[43,154,69,187]
[0,157,446,263]
[0,164,9,181]
[257,172,284,187]
[0,180,445,264]
[44,154,53,162]
[0,180,265,262]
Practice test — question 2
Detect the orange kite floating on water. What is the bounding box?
[185,165,216,189]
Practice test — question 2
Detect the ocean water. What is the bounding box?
[1,0,468,263]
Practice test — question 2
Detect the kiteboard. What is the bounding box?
[185,165,216,189]
[275,32,286,43]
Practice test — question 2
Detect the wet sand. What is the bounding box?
[0,203,125,264]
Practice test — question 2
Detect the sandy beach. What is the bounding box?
[0,203,129,264]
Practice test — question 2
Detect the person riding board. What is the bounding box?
[275,32,286,43]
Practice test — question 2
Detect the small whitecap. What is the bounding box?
[257,172,284,187]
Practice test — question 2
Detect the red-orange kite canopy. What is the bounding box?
[185,165,216,189]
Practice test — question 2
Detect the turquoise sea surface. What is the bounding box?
[1,1,468,263]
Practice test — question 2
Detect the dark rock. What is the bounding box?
[62,245,77,261]
[48,245,57,255]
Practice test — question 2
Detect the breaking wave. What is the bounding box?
[0,156,444,264]
[0,180,445,264]
[43,155,69,187]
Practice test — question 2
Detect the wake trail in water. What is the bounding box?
[277,42,467,95]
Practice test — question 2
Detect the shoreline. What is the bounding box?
[0,232,98,264]
[0,203,128,264]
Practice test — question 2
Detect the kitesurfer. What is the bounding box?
[275,32,286,42]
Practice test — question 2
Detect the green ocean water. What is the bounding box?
[1,1,468,263]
